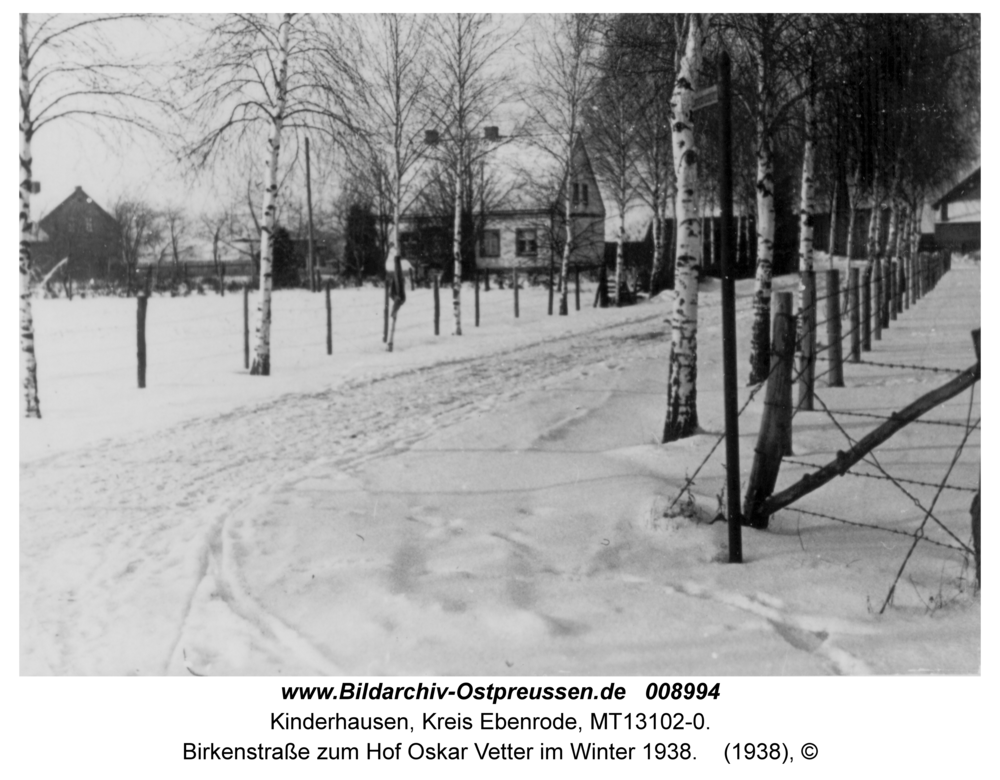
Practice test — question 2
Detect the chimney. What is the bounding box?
[484,126,499,141]
[424,130,439,145]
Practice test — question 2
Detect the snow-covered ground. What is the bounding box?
[20,260,980,675]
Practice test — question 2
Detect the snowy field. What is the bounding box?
[20,260,980,675]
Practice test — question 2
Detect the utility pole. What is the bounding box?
[717,52,741,562]
[306,137,316,291]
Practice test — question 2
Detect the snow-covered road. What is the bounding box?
[20,263,980,675]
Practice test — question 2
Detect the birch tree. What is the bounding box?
[19,12,174,417]
[113,195,162,296]
[724,14,812,384]
[588,31,644,306]
[526,13,600,316]
[425,13,520,336]
[183,13,356,374]
[352,14,432,349]
[662,13,709,443]
[612,13,679,296]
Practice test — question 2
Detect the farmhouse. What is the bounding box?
[398,132,605,277]
[31,186,119,282]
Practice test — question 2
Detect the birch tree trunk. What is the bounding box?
[249,14,291,376]
[20,13,41,417]
[662,14,706,442]
[797,72,817,342]
[452,153,463,335]
[845,180,858,263]
[796,72,817,396]
[559,134,574,315]
[615,202,626,306]
[748,125,775,384]
[866,181,882,262]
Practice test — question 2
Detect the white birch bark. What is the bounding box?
[559,132,574,316]
[845,177,859,264]
[796,72,817,390]
[866,181,882,262]
[663,14,706,442]
[748,125,775,384]
[452,152,463,336]
[20,13,41,417]
[250,14,291,376]
[796,72,817,339]
[615,195,626,306]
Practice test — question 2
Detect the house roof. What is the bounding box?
[931,166,980,209]
[38,186,114,231]
[403,134,605,218]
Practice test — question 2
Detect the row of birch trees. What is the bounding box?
[20,13,979,456]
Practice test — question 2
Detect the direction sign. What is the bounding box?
[692,84,719,112]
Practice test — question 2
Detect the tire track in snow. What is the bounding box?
[22,304,686,674]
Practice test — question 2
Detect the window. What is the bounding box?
[572,183,589,207]
[515,228,538,257]
[572,183,580,204]
[480,230,500,257]
[400,231,419,258]
[582,184,589,206]
[85,216,94,233]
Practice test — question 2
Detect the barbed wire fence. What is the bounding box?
[739,251,980,606]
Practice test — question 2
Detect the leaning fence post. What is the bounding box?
[743,291,795,529]
[849,267,861,364]
[137,293,148,389]
[433,273,440,335]
[797,269,816,411]
[325,279,332,355]
[243,283,250,370]
[825,269,844,387]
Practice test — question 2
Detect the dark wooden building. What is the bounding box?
[932,167,980,253]
[32,186,120,282]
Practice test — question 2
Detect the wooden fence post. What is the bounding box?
[484,268,490,291]
[219,262,225,296]
[547,259,554,315]
[873,260,882,341]
[825,269,844,387]
[243,283,250,370]
[325,279,332,355]
[849,266,861,363]
[797,270,816,411]
[972,327,981,589]
[886,260,899,320]
[575,267,581,311]
[433,274,440,335]
[513,268,520,319]
[743,291,795,528]
[862,264,872,352]
[474,269,480,327]
[383,274,390,343]
[137,293,148,389]
[903,257,909,310]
